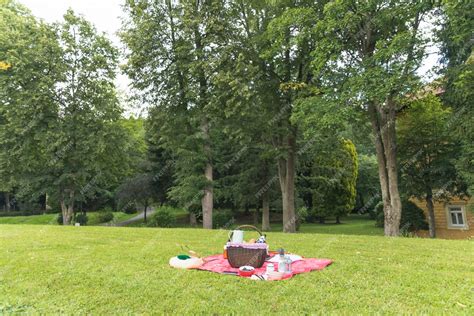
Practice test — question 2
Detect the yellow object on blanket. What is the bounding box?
[169,256,203,269]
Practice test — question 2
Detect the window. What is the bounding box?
[447,205,467,229]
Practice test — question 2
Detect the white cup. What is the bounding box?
[230,230,244,243]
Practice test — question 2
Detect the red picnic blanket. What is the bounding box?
[196,254,332,280]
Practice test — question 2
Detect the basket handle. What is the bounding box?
[228,225,265,242]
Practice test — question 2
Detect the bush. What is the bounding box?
[74,213,88,226]
[374,202,384,227]
[123,203,137,214]
[0,210,44,217]
[212,210,234,229]
[296,206,309,231]
[148,209,176,227]
[57,213,64,225]
[400,201,429,232]
[97,211,114,223]
[374,200,428,232]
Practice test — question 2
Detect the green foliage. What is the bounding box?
[400,201,429,233]
[148,209,176,228]
[74,213,88,226]
[0,6,132,224]
[374,202,384,227]
[437,0,474,195]
[398,95,465,200]
[296,206,309,231]
[116,174,155,211]
[212,210,234,229]
[375,201,428,233]
[355,154,380,213]
[97,211,114,224]
[122,203,137,214]
[56,213,64,225]
[311,138,358,221]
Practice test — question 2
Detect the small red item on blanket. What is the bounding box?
[197,254,332,281]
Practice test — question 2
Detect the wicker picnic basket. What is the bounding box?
[226,225,267,268]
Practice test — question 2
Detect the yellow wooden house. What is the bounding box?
[413,197,474,239]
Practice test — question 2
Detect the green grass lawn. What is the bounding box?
[0,212,136,226]
[0,225,472,314]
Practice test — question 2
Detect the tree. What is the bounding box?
[355,154,380,214]
[1,7,128,224]
[437,0,474,195]
[121,0,234,229]
[0,0,61,212]
[47,10,128,224]
[312,1,433,236]
[217,0,326,233]
[397,94,465,238]
[116,174,155,223]
[311,138,358,224]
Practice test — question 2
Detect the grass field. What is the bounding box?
[0,225,472,314]
[0,212,136,226]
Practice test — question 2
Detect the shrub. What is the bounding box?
[123,203,137,214]
[374,200,428,232]
[57,213,64,225]
[0,210,44,217]
[212,210,234,229]
[374,202,384,227]
[97,211,114,223]
[74,213,88,226]
[400,201,429,232]
[296,206,309,231]
[148,209,176,228]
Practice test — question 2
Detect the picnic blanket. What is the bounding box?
[196,254,332,281]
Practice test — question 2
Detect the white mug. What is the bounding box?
[230,230,244,243]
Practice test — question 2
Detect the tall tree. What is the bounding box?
[222,0,325,232]
[312,1,433,236]
[437,0,474,195]
[121,0,233,229]
[0,0,61,211]
[50,10,126,224]
[398,94,466,238]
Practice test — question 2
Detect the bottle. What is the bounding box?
[285,256,292,274]
[278,248,286,272]
[266,263,274,273]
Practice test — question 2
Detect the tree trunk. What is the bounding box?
[143,202,148,224]
[201,142,213,229]
[368,101,401,236]
[193,11,213,230]
[60,190,74,225]
[381,98,402,236]
[261,189,271,231]
[336,216,341,224]
[4,192,10,212]
[425,192,436,238]
[277,134,297,233]
[253,206,259,225]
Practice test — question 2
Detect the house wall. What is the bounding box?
[412,197,474,239]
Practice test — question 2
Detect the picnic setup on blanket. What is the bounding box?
[169,225,332,281]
